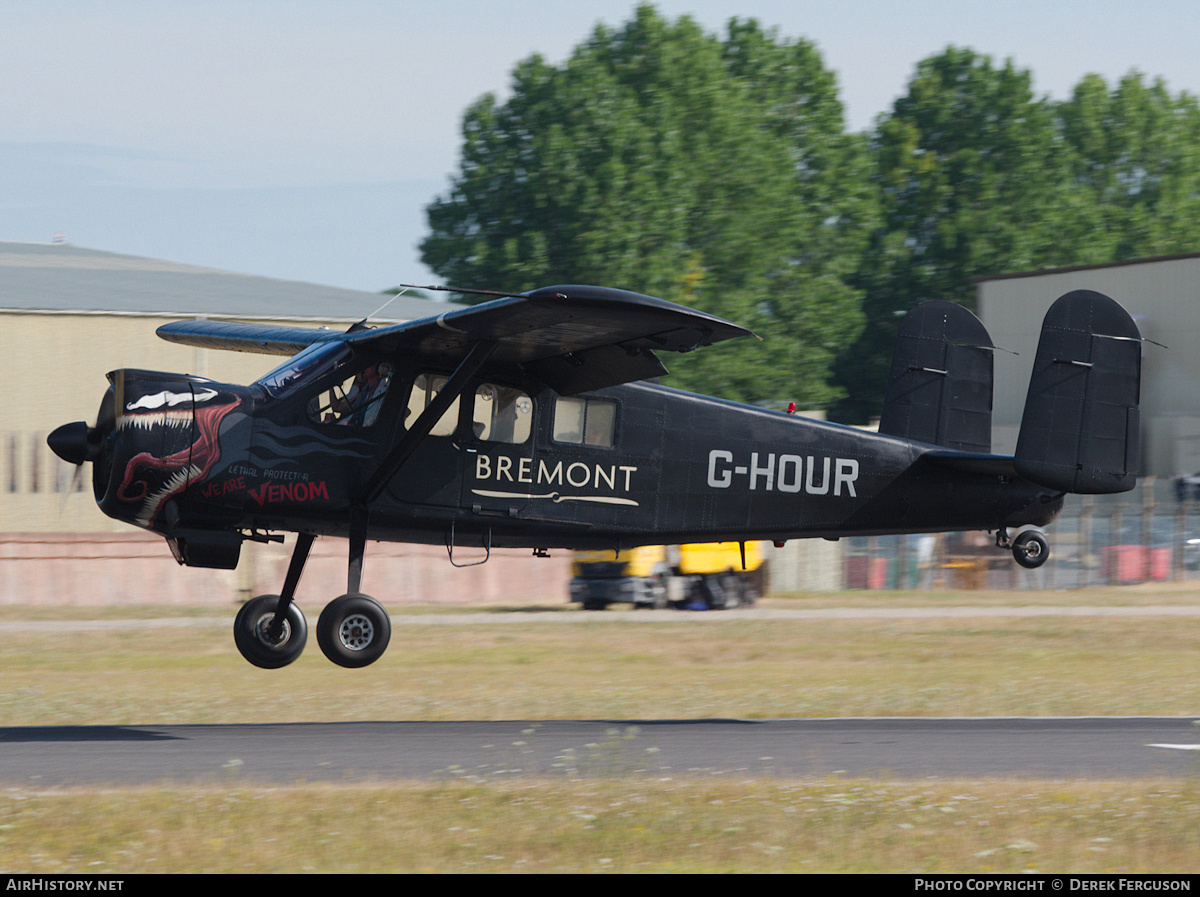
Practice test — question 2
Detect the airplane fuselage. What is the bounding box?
[94,366,1062,561]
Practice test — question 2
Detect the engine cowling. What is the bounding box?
[49,369,251,566]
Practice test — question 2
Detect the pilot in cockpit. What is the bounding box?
[325,362,393,427]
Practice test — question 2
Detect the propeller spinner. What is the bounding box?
[47,420,103,466]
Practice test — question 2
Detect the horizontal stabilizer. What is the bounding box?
[878,300,994,452]
[1014,290,1141,494]
[921,450,1018,479]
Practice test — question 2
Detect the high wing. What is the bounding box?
[157,284,754,394]
[153,320,345,356]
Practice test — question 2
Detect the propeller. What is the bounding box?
[47,387,117,501]
[48,421,104,514]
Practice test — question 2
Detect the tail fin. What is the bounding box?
[1014,290,1141,494]
[878,300,994,453]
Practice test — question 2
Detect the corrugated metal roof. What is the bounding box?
[973,251,1200,284]
[0,241,456,321]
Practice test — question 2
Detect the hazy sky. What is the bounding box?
[3,0,1198,292]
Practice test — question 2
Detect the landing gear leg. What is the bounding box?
[273,532,314,636]
[233,533,314,669]
[347,513,366,596]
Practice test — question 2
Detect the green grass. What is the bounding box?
[0,595,1196,724]
[0,779,1196,873]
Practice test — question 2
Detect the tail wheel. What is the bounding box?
[233,594,308,669]
[1012,531,1049,569]
[316,593,391,668]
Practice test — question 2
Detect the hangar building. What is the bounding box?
[977,253,1200,478]
[0,242,573,606]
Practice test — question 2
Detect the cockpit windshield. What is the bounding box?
[255,341,354,397]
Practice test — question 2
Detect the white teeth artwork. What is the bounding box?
[119,411,193,431]
[126,388,217,411]
[136,463,203,527]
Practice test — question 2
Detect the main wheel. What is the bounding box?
[233,594,308,669]
[316,593,391,668]
[1012,531,1049,569]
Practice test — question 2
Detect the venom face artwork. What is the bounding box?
[84,371,248,531]
[115,386,243,527]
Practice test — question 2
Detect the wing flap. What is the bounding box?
[524,344,669,395]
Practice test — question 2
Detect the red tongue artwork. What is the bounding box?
[116,399,241,525]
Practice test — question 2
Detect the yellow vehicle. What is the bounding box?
[569,542,765,610]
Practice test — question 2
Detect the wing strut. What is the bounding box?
[357,339,498,505]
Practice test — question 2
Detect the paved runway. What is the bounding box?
[0,717,1196,785]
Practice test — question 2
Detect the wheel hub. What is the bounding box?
[338,613,374,650]
[255,614,291,647]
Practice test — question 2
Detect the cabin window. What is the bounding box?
[472,384,533,444]
[405,373,460,437]
[552,397,616,448]
[308,363,393,427]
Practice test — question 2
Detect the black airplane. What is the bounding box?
[48,285,1143,669]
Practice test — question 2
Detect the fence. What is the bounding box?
[842,476,1200,590]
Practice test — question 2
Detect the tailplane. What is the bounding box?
[1014,290,1141,494]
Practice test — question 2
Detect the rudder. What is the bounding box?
[878,300,994,453]
[1014,290,1141,494]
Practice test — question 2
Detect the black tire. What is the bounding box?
[581,598,608,611]
[233,594,308,669]
[316,593,391,668]
[1012,531,1049,569]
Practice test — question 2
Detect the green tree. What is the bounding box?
[422,4,874,408]
[831,47,1080,422]
[1060,71,1200,260]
